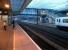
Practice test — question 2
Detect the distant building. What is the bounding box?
[14,8,63,24]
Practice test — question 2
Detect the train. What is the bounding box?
[55,17,68,29]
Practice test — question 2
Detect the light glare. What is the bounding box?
[5,4,10,8]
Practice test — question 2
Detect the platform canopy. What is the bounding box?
[0,0,32,12]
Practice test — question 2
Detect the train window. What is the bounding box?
[57,19,58,22]
[59,19,60,22]
[63,19,64,23]
[63,19,68,23]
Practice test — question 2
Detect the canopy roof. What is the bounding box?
[0,0,32,12]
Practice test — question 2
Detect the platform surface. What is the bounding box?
[0,20,13,50]
[14,25,41,50]
[0,20,41,50]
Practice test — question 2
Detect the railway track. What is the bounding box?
[18,22,68,50]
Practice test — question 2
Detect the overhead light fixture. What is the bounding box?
[5,4,10,9]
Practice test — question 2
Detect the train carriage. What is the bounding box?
[55,17,68,29]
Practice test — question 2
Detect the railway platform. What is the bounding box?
[0,21,41,50]
[14,25,41,50]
